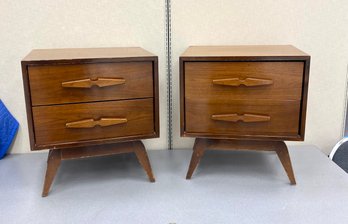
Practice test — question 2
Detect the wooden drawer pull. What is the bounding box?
[211,113,270,123]
[62,78,125,88]
[212,78,273,87]
[66,118,127,128]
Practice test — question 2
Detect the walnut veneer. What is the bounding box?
[22,47,159,196]
[180,45,310,184]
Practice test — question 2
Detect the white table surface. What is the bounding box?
[1,145,348,224]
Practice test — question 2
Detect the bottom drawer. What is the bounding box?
[32,98,154,146]
[185,99,301,138]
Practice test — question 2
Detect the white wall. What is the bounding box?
[0,0,167,153]
[1,0,348,154]
[172,0,348,154]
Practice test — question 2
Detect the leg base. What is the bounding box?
[185,138,296,184]
[41,141,155,197]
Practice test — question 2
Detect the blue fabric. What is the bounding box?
[0,100,19,159]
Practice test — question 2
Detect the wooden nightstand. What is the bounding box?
[180,45,310,184]
[22,47,159,196]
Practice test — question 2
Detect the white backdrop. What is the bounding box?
[171,0,348,154]
[1,0,348,154]
[0,0,167,153]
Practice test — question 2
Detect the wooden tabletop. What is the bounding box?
[22,47,155,62]
[181,45,309,57]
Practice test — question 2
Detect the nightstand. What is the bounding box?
[22,47,159,196]
[180,45,310,184]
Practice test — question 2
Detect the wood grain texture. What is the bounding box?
[180,45,310,141]
[185,138,296,184]
[42,141,155,196]
[22,47,159,196]
[185,99,301,138]
[29,62,153,106]
[185,62,304,101]
[22,47,155,62]
[181,45,309,57]
[32,98,154,147]
[42,150,61,197]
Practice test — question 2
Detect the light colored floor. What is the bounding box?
[1,145,348,224]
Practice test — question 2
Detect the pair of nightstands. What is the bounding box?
[22,45,310,196]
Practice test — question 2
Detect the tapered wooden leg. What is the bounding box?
[185,138,296,184]
[275,142,296,185]
[134,141,155,182]
[42,149,62,197]
[186,138,207,179]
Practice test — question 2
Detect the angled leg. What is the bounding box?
[42,149,62,197]
[275,142,296,185]
[134,141,155,182]
[186,138,208,179]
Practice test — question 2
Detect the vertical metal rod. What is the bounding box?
[343,64,348,137]
[165,0,173,149]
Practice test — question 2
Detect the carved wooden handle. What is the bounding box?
[211,113,270,122]
[212,78,273,87]
[66,118,127,128]
[62,78,125,88]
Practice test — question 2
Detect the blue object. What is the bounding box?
[0,100,19,159]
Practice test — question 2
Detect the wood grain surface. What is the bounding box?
[32,98,154,146]
[29,62,153,106]
[185,62,304,101]
[185,99,301,138]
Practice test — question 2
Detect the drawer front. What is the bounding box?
[185,99,300,137]
[29,62,153,106]
[185,62,304,101]
[32,98,154,146]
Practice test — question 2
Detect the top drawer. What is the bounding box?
[28,61,153,106]
[184,62,304,100]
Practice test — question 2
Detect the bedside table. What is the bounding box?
[180,45,310,184]
[22,47,159,196]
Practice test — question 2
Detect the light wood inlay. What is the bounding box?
[211,113,270,123]
[66,118,127,128]
[212,77,273,87]
[62,78,125,88]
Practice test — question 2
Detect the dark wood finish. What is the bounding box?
[185,62,304,101]
[22,47,159,196]
[186,138,296,184]
[29,62,153,106]
[42,141,155,197]
[32,99,154,146]
[180,45,310,141]
[133,141,155,182]
[181,45,310,183]
[185,99,301,139]
[42,149,62,197]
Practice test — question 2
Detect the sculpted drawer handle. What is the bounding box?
[211,113,270,123]
[212,78,273,87]
[66,118,127,128]
[62,78,125,88]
